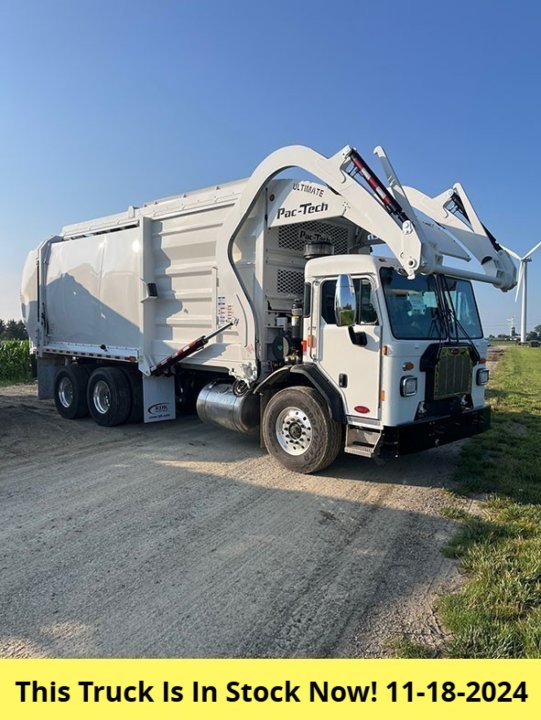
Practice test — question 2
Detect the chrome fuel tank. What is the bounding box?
[196,382,259,435]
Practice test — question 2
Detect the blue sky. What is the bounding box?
[1,0,540,335]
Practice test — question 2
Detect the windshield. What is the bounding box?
[380,268,483,340]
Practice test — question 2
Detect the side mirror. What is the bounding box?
[334,274,357,327]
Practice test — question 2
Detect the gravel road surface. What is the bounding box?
[0,383,467,658]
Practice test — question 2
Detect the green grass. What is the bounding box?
[386,638,436,659]
[439,346,541,657]
[0,339,33,385]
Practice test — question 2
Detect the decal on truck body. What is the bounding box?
[276,202,329,220]
[292,182,324,197]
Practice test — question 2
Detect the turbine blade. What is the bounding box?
[523,239,541,259]
[499,243,522,261]
[515,262,524,302]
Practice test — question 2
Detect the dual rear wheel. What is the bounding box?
[54,365,142,426]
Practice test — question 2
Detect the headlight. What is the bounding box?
[476,368,489,385]
[400,375,418,397]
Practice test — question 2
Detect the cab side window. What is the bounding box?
[321,278,379,325]
[358,279,378,324]
[321,280,338,324]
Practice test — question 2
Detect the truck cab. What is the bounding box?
[304,255,488,457]
[257,251,490,472]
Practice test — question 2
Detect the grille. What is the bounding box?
[433,347,473,400]
[277,269,304,296]
[278,221,349,254]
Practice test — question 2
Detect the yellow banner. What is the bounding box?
[0,659,538,719]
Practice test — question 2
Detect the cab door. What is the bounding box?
[315,277,381,421]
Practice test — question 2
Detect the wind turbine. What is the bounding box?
[500,241,541,342]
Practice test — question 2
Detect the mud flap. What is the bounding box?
[142,374,176,423]
[37,356,64,399]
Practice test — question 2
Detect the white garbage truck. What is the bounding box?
[21,144,516,473]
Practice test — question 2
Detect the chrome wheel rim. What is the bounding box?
[58,376,74,408]
[93,380,111,414]
[276,407,312,456]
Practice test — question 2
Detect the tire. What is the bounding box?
[54,365,90,419]
[262,386,343,473]
[120,367,144,423]
[87,367,131,427]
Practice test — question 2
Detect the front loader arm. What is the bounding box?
[217,144,431,280]
[215,143,516,378]
[403,184,516,291]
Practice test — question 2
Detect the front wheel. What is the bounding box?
[262,386,343,473]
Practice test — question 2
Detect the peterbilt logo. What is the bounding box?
[276,201,328,220]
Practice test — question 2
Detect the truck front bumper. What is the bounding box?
[380,406,491,457]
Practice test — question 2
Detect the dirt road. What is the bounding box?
[0,383,467,658]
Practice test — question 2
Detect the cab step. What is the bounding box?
[344,426,381,458]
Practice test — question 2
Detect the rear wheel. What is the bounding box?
[54,365,90,419]
[262,386,343,473]
[87,367,131,427]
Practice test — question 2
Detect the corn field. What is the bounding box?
[0,339,33,384]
